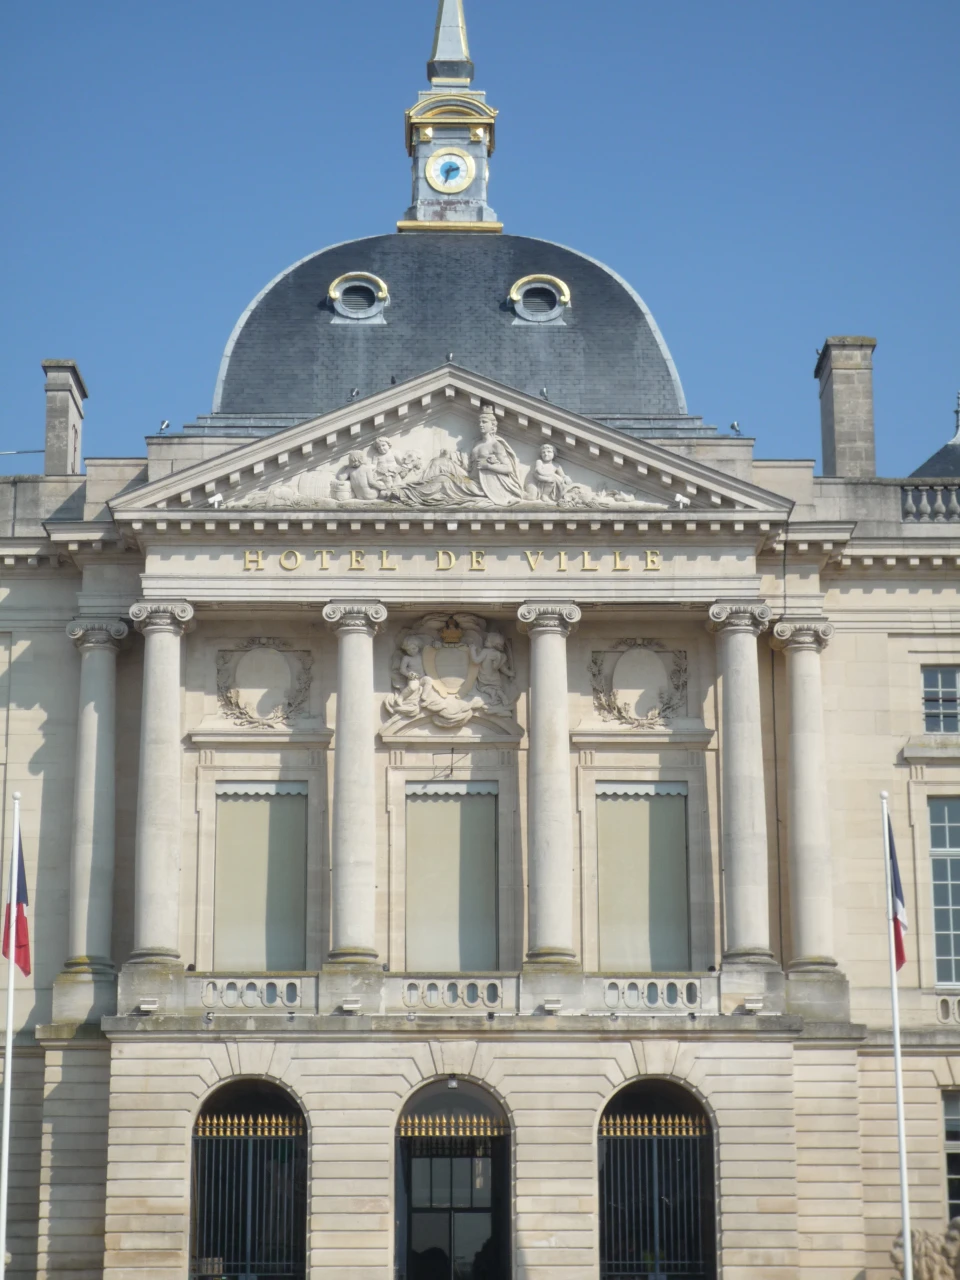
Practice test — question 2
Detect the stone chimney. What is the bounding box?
[42,359,87,476]
[813,337,877,478]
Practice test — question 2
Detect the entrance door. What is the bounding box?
[398,1117,509,1280]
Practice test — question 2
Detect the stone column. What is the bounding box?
[517,602,581,964]
[53,619,127,1022]
[323,601,388,963]
[771,619,847,1016]
[707,601,774,966]
[128,601,194,963]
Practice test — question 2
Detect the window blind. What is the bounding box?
[597,792,689,972]
[214,792,307,970]
[406,792,498,971]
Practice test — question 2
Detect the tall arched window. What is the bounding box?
[396,1079,510,1280]
[190,1079,307,1280]
[599,1080,716,1280]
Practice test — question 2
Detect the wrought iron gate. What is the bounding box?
[190,1113,307,1280]
[598,1113,715,1280]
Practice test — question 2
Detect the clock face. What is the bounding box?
[426,149,475,194]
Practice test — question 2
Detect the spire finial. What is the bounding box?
[428,0,474,86]
[954,391,960,441]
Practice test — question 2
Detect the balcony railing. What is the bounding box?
[161,971,719,1019]
[902,483,960,522]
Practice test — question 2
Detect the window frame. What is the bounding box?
[923,665,960,734]
[929,796,960,989]
[945,1093,960,1220]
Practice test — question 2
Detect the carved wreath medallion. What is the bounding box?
[216,638,313,728]
[589,639,688,730]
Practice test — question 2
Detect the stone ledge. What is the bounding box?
[902,733,960,761]
[100,1011,808,1040]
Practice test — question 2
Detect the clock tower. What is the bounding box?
[397,0,501,232]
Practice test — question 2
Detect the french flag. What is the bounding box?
[888,817,908,972]
[2,832,30,977]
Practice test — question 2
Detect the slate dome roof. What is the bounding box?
[204,233,694,436]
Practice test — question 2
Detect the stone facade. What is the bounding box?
[0,362,958,1277]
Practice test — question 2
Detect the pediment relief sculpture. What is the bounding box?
[216,638,313,728]
[589,639,688,730]
[221,407,670,513]
[383,613,518,733]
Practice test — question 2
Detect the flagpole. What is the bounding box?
[0,792,20,1280]
[882,790,913,1280]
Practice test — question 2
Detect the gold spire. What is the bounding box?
[428,0,473,86]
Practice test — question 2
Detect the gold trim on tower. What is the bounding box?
[396,221,504,234]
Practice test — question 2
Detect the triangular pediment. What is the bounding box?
[110,366,791,524]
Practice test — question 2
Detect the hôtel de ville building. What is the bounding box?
[2,2,959,1277]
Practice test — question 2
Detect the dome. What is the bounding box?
[199,233,698,437]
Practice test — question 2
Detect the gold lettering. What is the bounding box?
[243,550,265,572]
[523,550,543,571]
[613,550,630,571]
[349,549,367,570]
[557,550,568,572]
[436,549,456,570]
[581,550,599,571]
[469,549,486,572]
[279,549,303,571]
[314,549,331,570]
[645,549,663,572]
[379,549,398,571]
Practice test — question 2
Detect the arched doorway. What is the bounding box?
[396,1079,510,1280]
[190,1079,307,1280]
[598,1080,716,1280]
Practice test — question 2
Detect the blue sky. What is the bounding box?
[1,0,957,477]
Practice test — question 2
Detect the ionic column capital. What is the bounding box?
[770,617,835,653]
[129,601,195,636]
[707,600,771,637]
[66,618,129,651]
[322,600,388,636]
[517,601,582,636]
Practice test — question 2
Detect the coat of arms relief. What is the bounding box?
[382,613,519,735]
[222,407,670,512]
